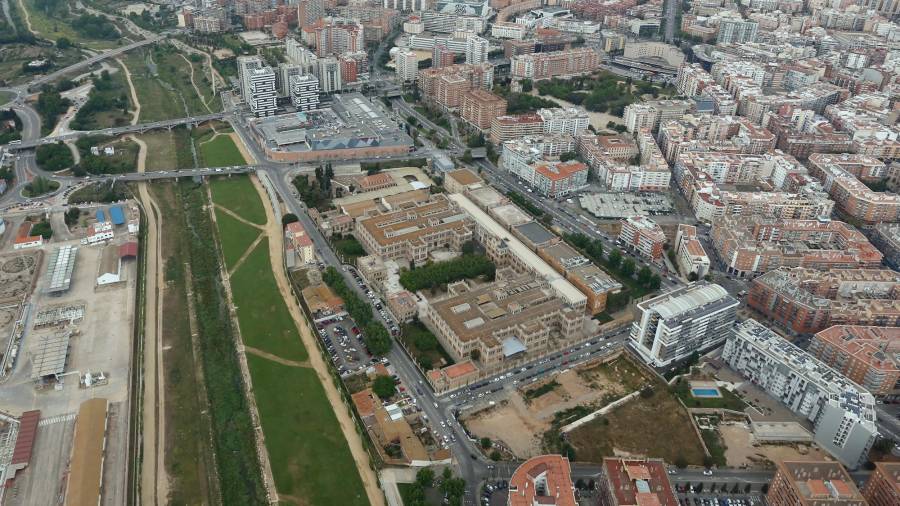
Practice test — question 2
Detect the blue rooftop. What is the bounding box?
[96,209,107,223]
[109,206,125,225]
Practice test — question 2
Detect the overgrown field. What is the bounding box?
[208,176,369,505]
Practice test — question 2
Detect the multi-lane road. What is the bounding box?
[6,112,228,150]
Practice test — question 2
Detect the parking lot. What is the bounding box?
[315,317,370,377]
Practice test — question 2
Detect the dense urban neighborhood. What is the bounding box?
[3,0,900,505]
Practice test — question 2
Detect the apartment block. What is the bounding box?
[674,224,710,279]
[862,462,900,506]
[537,241,622,315]
[808,155,900,228]
[691,186,833,224]
[424,270,584,368]
[354,194,475,264]
[623,99,692,133]
[510,47,601,81]
[711,217,884,278]
[531,161,588,199]
[716,19,758,44]
[417,63,494,110]
[490,113,544,144]
[600,458,678,506]
[675,63,714,97]
[246,67,278,117]
[630,282,738,368]
[767,460,867,506]
[618,216,666,262]
[500,136,578,184]
[747,267,900,334]
[538,107,590,137]
[289,74,320,111]
[871,222,900,269]
[509,455,577,506]
[724,320,878,469]
[459,90,507,132]
[810,325,900,397]
[395,48,418,82]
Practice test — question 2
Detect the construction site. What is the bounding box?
[0,207,138,506]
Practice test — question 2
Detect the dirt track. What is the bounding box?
[250,176,385,506]
[132,133,170,503]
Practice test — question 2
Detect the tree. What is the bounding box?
[575,479,586,490]
[415,467,435,488]
[35,142,74,172]
[702,455,715,469]
[56,37,72,49]
[461,240,476,255]
[648,274,662,290]
[688,271,699,282]
[64,207,81,226]
[31,221,53,239]
[372,375,396,399]
[637,266,652,286]
[620,257,636,277]
[281,213,299,227]
[539,213,553,227]
[559,151,578,162]
[674,455,687,469]
[744,484,751,494]
[364,323,393,356]
[480,437,492,449]
[521,78,533,92]
[607,249,622,270]
[640,386,654,398]
[696,483,704,494]
[461,149,473,163]
[490,450,501,461]
[761,484,769,494]
[470,349,481,362]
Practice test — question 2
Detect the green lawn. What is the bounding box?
[214,209,261,271]
[199,135,246,167]
[209,177,266,225]
[228,239,308,361]
[0,91,13,105]
[246,356,369,506]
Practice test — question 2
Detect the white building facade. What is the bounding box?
[722,319,878,469]
[629,282,738,368]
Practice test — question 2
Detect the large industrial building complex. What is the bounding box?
[248,93,413,161]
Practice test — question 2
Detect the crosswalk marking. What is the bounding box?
[38,413,77,427]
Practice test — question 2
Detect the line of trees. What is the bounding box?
[399,255,496,292]
[322,266,392,355]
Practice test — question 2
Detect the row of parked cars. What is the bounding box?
[350,269,400,336]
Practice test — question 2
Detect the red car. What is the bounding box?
[352,327,360,335]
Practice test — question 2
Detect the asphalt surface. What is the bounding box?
[7,112,227,150]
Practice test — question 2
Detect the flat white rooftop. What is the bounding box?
[448,193,587,307]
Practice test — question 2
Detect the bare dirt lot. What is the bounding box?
[719,424,831,469]
[464,355,645,458]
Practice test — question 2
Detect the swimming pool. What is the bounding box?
[691,388,722,398]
